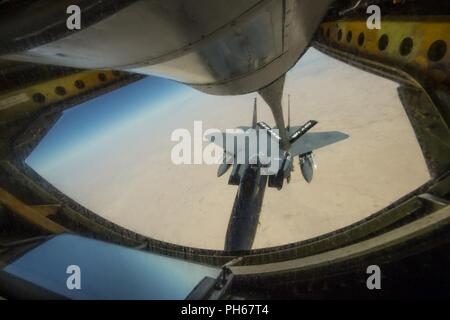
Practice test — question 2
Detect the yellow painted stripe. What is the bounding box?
[0,188,66,234]
[319,19,450,84]
[0,70,123,124]
[31,204,61,217]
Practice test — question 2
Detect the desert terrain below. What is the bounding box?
[35,48,430,250]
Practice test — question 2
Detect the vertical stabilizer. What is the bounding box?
[287,94,291,133]
[252,97,257,128]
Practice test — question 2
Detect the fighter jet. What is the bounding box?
[207,95,349,251]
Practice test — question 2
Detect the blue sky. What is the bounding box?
[26,76,193,170]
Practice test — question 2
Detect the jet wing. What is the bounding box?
[289,131,349,156]
[205,131,249,178]
[205,131,247,157]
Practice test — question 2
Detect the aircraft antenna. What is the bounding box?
[252,97,257,128]
[287,94,291,132]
